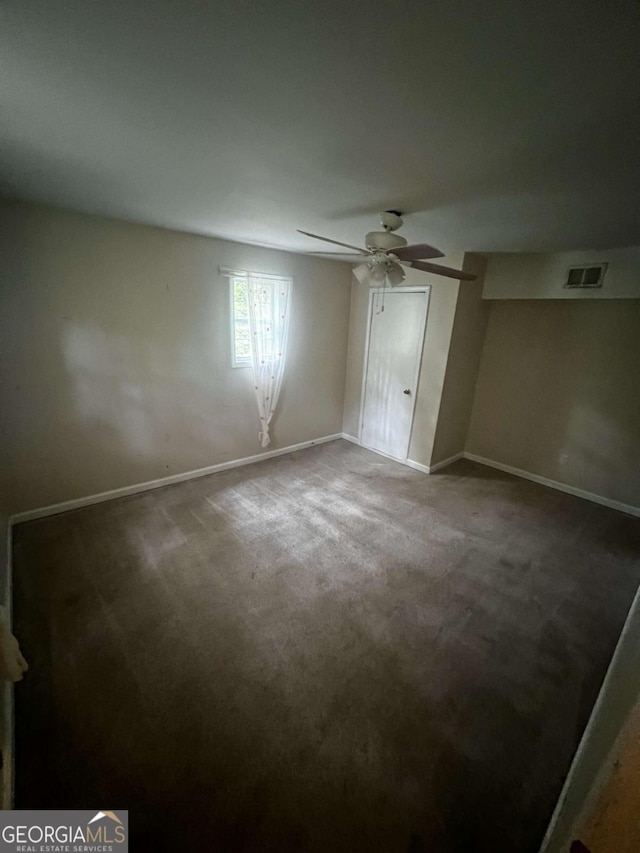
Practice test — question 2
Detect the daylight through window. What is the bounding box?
[230,272,289,368]
[231,276,251,366]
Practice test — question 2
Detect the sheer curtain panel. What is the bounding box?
[220,268,292,448]
[247,274,291,447]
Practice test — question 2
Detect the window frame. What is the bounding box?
[228,270,292,368]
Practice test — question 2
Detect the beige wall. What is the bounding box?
[0,200,352,513]
[408,265,460,468]
[466,299,640,508]
[483,247,640,300]
[342,276,370,439]
[431,254,489,466]
[341,256,464,468]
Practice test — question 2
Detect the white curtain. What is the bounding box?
[247,274,291,447]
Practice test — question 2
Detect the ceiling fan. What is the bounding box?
[298,211,476,286]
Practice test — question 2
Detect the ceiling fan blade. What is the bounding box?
[408,260,477,281]
[389,243,444,261]
[297,229,371,254]
[305,251,366,256]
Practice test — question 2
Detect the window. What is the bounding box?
[230,276,251,367]
[228,270,291,368]
[223,267,292,446]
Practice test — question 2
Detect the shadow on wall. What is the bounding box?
[61,322,252,459]
[466,301,640,508]
[3,317,258,513]
[60,321,258,477]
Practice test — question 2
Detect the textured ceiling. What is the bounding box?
[1,0,639,256]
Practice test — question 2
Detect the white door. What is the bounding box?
[360,288,429,460]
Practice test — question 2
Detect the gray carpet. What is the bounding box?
[12,440,640,852]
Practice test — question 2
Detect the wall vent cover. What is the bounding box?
[564,263,607,289]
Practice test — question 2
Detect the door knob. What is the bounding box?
[403,389,411,395]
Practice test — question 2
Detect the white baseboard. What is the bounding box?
[404,458,431,475]
[340,440,639,516]
[340,433,360,445]
[464,452,640,518]
[348,437,431,474]
[10,433,343,526]
[11,433,636,525]
[341,434,459,476]
[428,452,464,474]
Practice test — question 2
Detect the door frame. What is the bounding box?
[358,286,430,462]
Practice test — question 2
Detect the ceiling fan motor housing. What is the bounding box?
[380,211,403,231]
[365,230,408,251]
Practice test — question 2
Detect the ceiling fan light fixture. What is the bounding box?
[300,214,475,283]
[370,264,386,283]
[386,263,406,287]
[353,262,372,285]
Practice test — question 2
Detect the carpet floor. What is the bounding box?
[12,440,640,852]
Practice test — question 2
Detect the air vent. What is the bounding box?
[564,263,607,289]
